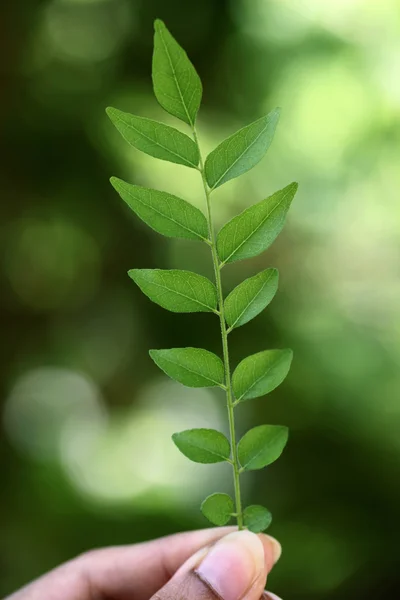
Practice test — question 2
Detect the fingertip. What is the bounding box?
[258,534,282,571]
[195,529,265,600]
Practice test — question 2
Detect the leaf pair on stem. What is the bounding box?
[107,19,298,532]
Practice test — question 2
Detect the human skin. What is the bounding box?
[5,528,283,600]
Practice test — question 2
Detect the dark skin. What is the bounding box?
[6,528,282,600]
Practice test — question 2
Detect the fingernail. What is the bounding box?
[263,593,283,600]
[263,535,282,564]
[195,530,265,600]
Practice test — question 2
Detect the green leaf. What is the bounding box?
[129,269,217,313]
[110,177,208,242]
[238,424,288,471]
[149,347,225,388]
[224,268,279,331]
[243,505,272,533]
[204,109,280,189]
[152,19,202,126]
[217,183,298,264]
[201,493,234,526]
[172,428,230,463]
[232,349,293,402]
[106,107,199,168]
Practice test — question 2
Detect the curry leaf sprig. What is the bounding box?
[107,19,297,533]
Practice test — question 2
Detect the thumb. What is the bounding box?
[151,530,282,600]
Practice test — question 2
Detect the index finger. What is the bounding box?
[77,527,236,600]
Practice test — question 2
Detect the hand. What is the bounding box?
[6,527,282,600]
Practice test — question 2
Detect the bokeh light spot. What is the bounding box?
[50,289,141,384]
[275,58,374,170]
[276,520,364,593]
[3,367,106,460]
[4,217,101,311]
[61,379,232,508]
[42,0,134,64]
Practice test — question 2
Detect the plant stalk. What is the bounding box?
[193,128,244,530]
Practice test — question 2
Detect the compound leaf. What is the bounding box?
[217,182,298,264]
[232,349,293,402]
[110,177,208,241]
[205,109,280,189]
[243,505,272,533]
[172,428,230,463]
[238,424,288,471]
[106,107,199,168]
[150,347,225,388]
[153,19,202,126]
[129,269,217,313]
[224,268,279,331]
[201,493,234,526]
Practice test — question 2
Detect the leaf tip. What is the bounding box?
[281,347,294,362]
[105,106,116,119]
[280,425,290,441]
[286,350,294,372]
[171,431,180,446]
[154,18,165,31]
[268,107,281,125]
[281,181,298,200]
[127,268,139,281]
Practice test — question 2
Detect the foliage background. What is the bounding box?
[1,0,399,598]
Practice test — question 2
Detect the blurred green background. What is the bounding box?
[1,0,400,598]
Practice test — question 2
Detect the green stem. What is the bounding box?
[193,127,244,530]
